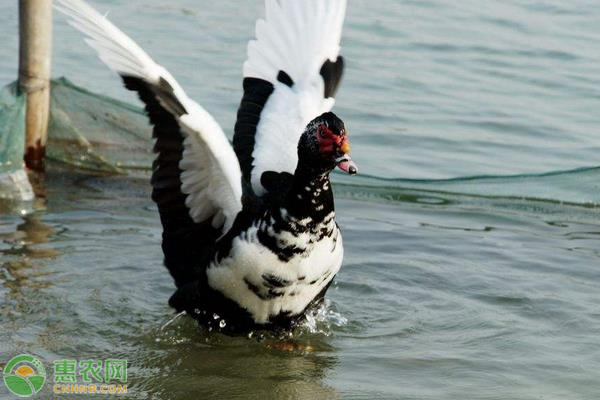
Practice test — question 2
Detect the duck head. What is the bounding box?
[297,112,358,177]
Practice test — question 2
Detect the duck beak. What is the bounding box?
[336,139,357,174]
[336,154,358,175]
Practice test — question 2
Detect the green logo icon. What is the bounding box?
[3,355,46,397]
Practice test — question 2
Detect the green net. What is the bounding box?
[0,82,26,175]
[0,78,154,179]
[47,78,153,173]
[0,78,157,199]
[0,81,32,200]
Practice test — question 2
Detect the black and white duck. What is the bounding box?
[56,0,356,332]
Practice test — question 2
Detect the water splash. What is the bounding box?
[160,310,187,332]
[300,299,348,336]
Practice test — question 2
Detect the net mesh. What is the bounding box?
[0,81,26,175]
[47,78,153,173]
[0,78,154,179]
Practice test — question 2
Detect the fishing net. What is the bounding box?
[46,78,153,173]
[0,82,26,175]
[0,78,154,179]
[0,81,32,200]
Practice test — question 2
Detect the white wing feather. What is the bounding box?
[244,0,347,195]
[55,0,242,233]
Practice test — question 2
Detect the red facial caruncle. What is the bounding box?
[316,124,357,175]
[317,125,349,154]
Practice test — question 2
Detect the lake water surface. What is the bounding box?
[1,1,599,399]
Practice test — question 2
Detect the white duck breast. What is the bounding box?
[208,210,343,324]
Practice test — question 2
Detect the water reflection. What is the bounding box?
[0,211,59,296]
[130,317,340,400]
[0,182,62,370]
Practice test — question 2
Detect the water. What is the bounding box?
[1,1,600,399]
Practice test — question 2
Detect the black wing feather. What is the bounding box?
[232,58,344,203]
[320,56,345,98]
[233,77,274,199]
[122,76,219,288]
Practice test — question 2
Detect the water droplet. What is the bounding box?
[219,320,226,328]
[247,331,254,339]
[213,313,220,320]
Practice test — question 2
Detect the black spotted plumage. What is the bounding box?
[58,0,352,333]
[118,81,347,332]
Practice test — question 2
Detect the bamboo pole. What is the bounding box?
[19,0,52,172]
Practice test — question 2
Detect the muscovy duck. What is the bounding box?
[56,0,356,331]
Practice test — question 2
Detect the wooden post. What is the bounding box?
[19,0,52,172]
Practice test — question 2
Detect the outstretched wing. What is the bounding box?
[234,0,346,199]
[55,0,243,286]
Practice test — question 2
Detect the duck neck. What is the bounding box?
[284,167,334,222]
